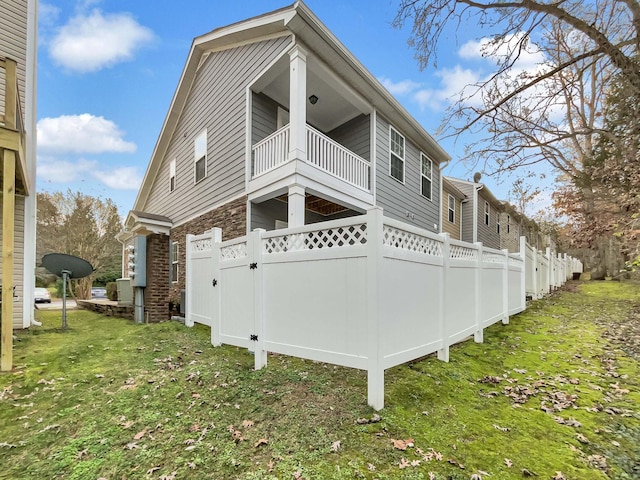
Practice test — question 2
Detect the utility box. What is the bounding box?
[116,278,133,305]
[127,235,147,287]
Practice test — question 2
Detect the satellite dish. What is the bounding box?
[42,253,93,279]
[41,253,94,330]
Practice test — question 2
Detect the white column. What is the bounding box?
[288,45,308,162]
[288,184,306,227]
[366,207,384,410]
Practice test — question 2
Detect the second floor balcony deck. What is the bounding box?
[252,123,371,193]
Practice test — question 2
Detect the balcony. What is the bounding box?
[252,123,370,192]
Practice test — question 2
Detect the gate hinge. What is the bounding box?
[249,262,258,270]
[250,334,258,341]
[212,278,218,287]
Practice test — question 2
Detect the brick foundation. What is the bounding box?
[144,233,170,322]
[168,196,247,302]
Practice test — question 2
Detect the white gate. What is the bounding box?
[185,230,219,327]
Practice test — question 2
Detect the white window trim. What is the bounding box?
[171,242,179,283]
[388,126,405,184]
[420,152,433,200]
[448,194,455,223]
[169,159,176,193]
[484,201,490,225]
[194,129,207,184]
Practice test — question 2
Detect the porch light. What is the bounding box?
[308,94,318,105]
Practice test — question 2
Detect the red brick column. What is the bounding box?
[144,233,170,322]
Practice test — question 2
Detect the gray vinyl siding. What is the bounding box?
[0,0,28,115]
[0,0,28,328]
[499,211,520,252]
[143,35,292,224]
[0,195,25,328]
[251,92,278,146]
[374,115,440,232]
[476,191,500,249]
[327,114,370,161]
[251,198,359,231]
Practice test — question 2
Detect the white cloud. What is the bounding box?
[379,77,421,96]
[92,166,142,190]
[38,3,61,28]
[49,9,154,73]
[37,114,137,154]
[458,34,546,75]
[37,157,98,183]
[37,157,142,191]
[412,65,483,110]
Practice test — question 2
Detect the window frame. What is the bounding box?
[194,129,207,184]
[420,152,433,200]
[484,201,490,225]
[448,194,455,223]
[171,241,179,283]
[169,159,176,193]
[507,214,511,234]
[389,126,405,184]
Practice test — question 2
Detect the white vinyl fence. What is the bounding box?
[186,207,582,410]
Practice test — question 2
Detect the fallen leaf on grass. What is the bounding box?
[493,424,510,432]
[146,466,161,475]
[553,472,566,480]
[330,440,341,452]
[254,438,268,448]
[133,429,147,440]
[392,438,414,450]
[504,458,513,467]
[242,419,255,428]
[367,463,376,471]
[159,472,176,480]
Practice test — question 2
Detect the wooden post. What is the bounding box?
[4,59,17,129]
[1,149,16,371]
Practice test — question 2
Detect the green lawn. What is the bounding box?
[1,281,639,479]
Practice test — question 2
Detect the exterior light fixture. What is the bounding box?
[308,94,318,105]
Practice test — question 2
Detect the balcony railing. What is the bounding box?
[252,123,370,191]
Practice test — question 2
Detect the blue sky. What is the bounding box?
[36,0,546,216]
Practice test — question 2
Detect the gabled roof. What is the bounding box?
[444,176,502,208]
[442,177,466,200]
[133,1,450,212]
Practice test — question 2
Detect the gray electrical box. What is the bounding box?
[127,235,147,287]
[116,278,133,305]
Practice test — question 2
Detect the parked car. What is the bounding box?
[34,287,51,303]
[91,287,107,299]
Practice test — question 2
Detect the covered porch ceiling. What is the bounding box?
[252,51,372,133]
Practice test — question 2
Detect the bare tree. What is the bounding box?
[395,0,639,99]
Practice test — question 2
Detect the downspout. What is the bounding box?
[438,159,450,233]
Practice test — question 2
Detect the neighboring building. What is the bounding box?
[445,176,502,249]
[121,1,450,321]
[0,0,38,336]
[441,177,466,240]
[498,203,523,253]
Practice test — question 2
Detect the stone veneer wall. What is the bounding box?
[144,233,170,322]
[169,196,247,299]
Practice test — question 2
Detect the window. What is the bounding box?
[169,159,176,192]
[171,241,179,283]
[497,220,501,234]
[389,127,404,182]
[484,201,490,225]
[507,214,511,233]
[448,195,455,223]
[421,153,432,200]
[194,130,207,183]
